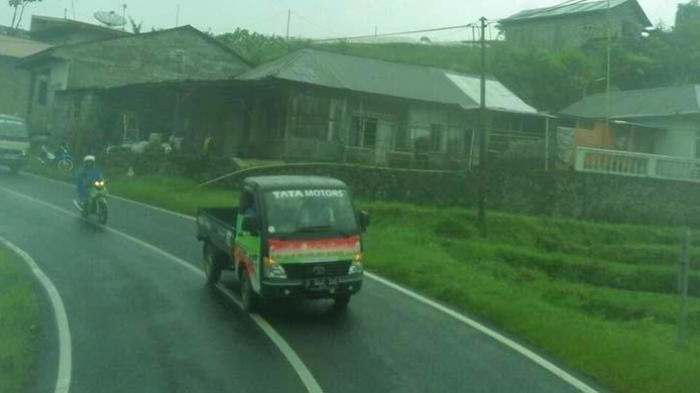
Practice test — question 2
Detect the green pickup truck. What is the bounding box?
[0,115,30,174]
[196,176,369,311]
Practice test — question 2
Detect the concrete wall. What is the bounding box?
[0,57,30,119]
[644,116,700,159]
[502,3,645,50]
[62,28,249,90]
[25,26,250,136]
[26,59,70,133]
[36,30,124,46]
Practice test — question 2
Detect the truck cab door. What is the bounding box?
[235,190,263,293]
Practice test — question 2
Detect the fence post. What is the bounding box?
[647,156,657,178]
[574,148,585,171]
[678,227,690,350]
[544,117,550,171]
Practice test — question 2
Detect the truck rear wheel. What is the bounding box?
[203,243,222,286]
[239,269,258,312]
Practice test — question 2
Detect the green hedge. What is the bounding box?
[97,151,700,227]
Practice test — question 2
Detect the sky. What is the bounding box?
[3,0,687,40]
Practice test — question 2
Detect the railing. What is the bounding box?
[575,147,700,183]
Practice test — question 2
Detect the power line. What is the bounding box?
[314,23,479,43]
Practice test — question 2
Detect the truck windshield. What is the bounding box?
[0,119,29,139]
[263,189,358,236]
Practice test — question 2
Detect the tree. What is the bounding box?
[8,0,42,30]
[217,28,310,65]
[128,16,143,34]
[676,0,700,28]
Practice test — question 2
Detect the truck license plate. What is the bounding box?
[305,278,338,291]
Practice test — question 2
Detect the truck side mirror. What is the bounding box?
[242,215,260,235]
[359,210,370,232]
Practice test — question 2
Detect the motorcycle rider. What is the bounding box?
[75,155,103,210]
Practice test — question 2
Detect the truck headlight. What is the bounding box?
[264,257,287,279]
[348,252,363,275]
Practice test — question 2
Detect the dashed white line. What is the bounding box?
[0,236,72,393]
[0,185,324,393]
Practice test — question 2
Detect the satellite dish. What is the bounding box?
[94,11,126,27]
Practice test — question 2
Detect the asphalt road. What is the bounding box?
[0,171,600,393]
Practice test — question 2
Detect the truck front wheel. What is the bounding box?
[239,269,258,312]
[333,293,351,310]
[203,243,222,286]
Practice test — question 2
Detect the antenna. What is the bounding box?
[94,11,127,28]
[121,4,128,31]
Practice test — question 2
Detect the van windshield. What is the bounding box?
[263,189,358,237]
[0,119,29,139]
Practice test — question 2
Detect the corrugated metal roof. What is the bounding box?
[0,35,52,58]
[560,85,700,119]
[238,49,538,114]
[502,0,633,22]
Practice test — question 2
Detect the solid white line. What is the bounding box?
[24,173,598,392]
[216,285,324,393]
[0,237,72,393]
[0,185,323,393]
[365,272,598,393]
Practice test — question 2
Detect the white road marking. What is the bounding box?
[365,273,599,393]
[216,285,324,393]
[0,185,324,393]
[0,236,72,393]
[22,173,599,392]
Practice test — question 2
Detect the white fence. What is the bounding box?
[574,147,700,183]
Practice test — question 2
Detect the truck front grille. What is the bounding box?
[283,261,352,279]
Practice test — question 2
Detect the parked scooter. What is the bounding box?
[37,144,73,170]
[74,178,109,224]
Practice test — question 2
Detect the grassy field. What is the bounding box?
[25,163,700,393]
[0,247,40,393]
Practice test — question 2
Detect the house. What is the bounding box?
[0,35,51,118]
[499,0,651,50]
[18,25,250,154]
[236,48,548,169]
[560,85,700,182]
[29,15,130,46]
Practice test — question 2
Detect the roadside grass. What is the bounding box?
[25,165,700,393]
[25,160,238,215]
[0,247,39,393]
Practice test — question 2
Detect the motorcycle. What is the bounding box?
[74,179,109,224]
[38,144,74,170]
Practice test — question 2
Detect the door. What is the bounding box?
[235,189,263,293]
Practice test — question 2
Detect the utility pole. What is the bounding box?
[121,4,128,31]
[71,0,76,19]
[286,10,291,40]
[605,0,612,132]
[477,16,488,236]
[678,227,691,349]
[176,4,181,27]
